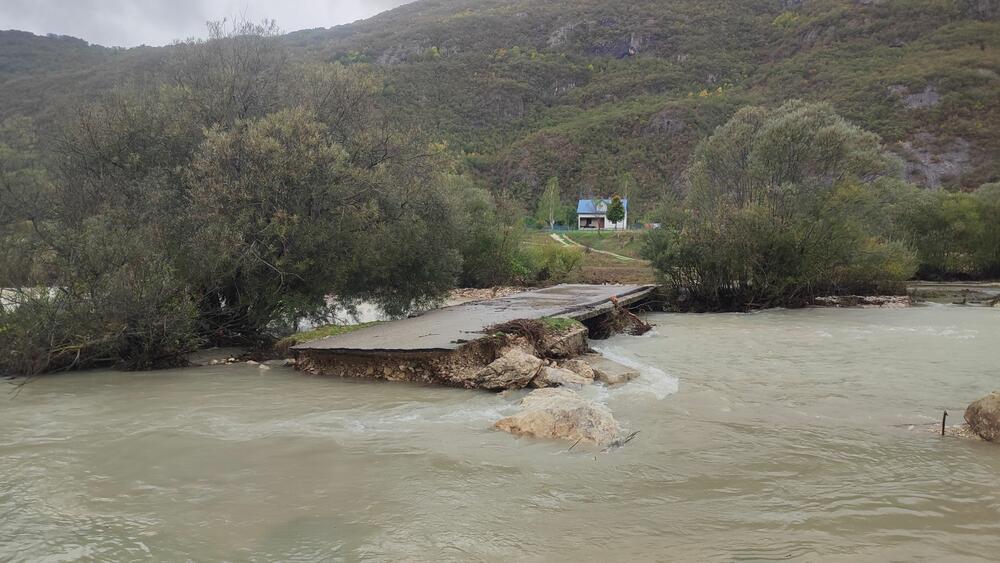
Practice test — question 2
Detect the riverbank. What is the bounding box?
[908,281,1000,306]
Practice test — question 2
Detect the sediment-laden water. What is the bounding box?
[2,304,999,561]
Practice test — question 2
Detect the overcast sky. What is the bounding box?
[1,0,412,47]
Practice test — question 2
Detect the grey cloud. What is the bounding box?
[0,0,412,47]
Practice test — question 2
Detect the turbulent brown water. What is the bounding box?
[3,304,999,561]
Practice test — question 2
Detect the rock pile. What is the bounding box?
[468,339,640,446]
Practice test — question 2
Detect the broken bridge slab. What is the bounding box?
[292,284,656,353]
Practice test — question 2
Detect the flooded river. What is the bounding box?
[2,304,999,561]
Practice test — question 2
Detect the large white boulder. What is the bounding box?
[472,348,544,390]
[494,388,620,445]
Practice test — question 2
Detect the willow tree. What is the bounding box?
[1,19,467,375]
[642,100,916,310]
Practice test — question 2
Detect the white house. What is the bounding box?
[576,198,628,230]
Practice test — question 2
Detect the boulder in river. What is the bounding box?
[559,359,596,381]
[582,353,640,386]
[964,391,1000,442]
[494,387,620,445]
[472,348,543,390]
[530,365,593,388]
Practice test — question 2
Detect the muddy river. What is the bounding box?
[2,304,999,561]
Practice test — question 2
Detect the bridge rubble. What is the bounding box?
[292,284,655,389]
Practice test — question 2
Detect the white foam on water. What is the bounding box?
[189,398,513,441]
[853,324,978,339]
[590,344,679,400]
[434,402,514,424]
[355,395,516,430]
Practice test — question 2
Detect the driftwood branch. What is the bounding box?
[602,430,640,452]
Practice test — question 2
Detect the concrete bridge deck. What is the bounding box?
[292,284,655,353]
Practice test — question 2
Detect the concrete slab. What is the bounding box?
[292,284,655,352]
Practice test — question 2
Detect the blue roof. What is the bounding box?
[577,198,628,214]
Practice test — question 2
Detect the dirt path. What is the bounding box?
[554,233,638,262]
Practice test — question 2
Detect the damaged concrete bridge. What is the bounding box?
[293,284,655,389]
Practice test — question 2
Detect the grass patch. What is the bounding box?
[274,322,382,354]
[562,231,646,259]
[482,316,583,356]
[540,316,582,333]
[522,230,655,284]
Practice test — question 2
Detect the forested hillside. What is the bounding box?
[2,0,998,217]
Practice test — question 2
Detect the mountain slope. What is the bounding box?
[2,0,998,217]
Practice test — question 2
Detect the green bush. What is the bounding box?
[455,182,528,288]
[0,262,200,376]
[899,182,1000,279]
[517,244,583,283]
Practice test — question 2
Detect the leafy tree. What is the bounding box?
[642,101,916,310]
[185,106,460,332]
[617,172,636,212]
[0,116,52,286]
[535,177,562,230]
[606,195,625,230]
[973,183,1000,277]
[454,179,527,287]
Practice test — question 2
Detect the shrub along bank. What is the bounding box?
[641,101,1000,312]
